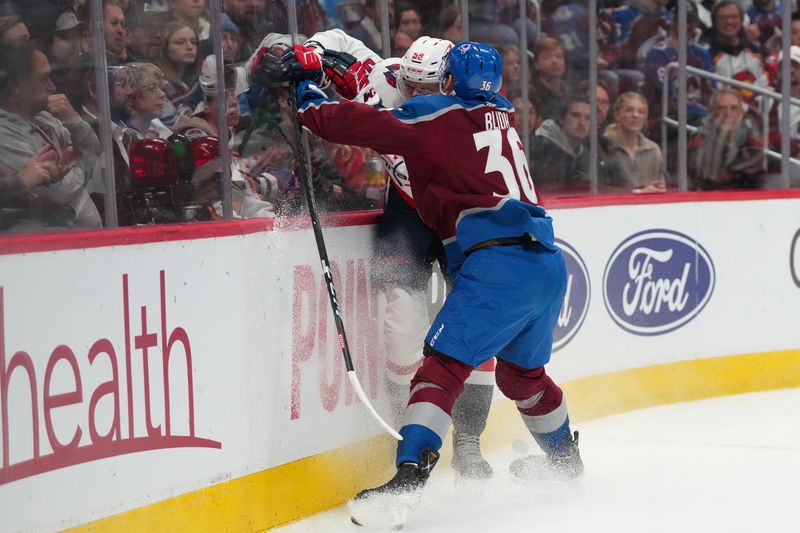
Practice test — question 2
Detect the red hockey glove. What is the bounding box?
[321,49,375,101]
[292,44,323,72]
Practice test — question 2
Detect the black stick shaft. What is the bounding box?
[288,84,355,373]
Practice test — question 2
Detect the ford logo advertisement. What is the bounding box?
[553,239,590,351]
[603,229,715,336]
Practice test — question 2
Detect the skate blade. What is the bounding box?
[348,492,414,530]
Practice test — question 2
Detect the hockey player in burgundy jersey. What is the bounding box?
[294,41,582,525]
[269,30,496,479]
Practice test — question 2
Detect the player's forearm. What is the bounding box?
[298,99,410,155]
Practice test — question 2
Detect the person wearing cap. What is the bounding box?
[220,12,241,63]
[48,9,86,93]
[126,3,172,63]
[172,55,274,219]
[173,56,243,139]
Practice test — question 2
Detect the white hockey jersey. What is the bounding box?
[306,29,415,206]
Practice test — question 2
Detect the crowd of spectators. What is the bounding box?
[1,0,799,233]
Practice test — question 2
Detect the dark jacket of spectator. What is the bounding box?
[530,118,589,191]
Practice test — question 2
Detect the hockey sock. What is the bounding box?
[396,353,472,466]
[451,383,493,438]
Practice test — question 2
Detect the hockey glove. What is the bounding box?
[295,80,328,107]
[321,49,376,101]
[280,44,326,84]
[248,45,287,89]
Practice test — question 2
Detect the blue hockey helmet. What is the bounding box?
[439,41,503,100]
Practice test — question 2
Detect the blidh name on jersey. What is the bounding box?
[484,110,510,131]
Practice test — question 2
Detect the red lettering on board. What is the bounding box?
[0,273,221,487]
[291,259,383,420]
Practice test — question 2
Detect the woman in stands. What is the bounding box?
[157,21,200,105]
[125,63,172,138]
[600,91,667,193]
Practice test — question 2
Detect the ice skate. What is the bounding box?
[349,448,439,530]
[510,431,583,483]
[451,431,493,479]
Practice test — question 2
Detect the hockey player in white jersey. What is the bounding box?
[249,30,496,479]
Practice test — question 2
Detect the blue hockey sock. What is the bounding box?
[397,424,443,467]
[532,417,573,456]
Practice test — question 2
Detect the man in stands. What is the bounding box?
[688,88,765,191]
[530,93,591,193]
[702,0,771,105]
[126,3,171,63]
[0,40,101,231]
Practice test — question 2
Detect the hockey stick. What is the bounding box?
[288,82,402,441]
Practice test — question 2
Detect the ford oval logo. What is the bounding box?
[553,239,590,351]
[603,229,715,335]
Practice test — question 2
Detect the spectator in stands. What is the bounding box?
[125,62,172,138]
[745,0,783,55]
[392,30,413,57]
[157,21,199,103]
[173,56,274,218]
[468,0,518,46]
[349,0,393,55]
[498,44,523,97]
[243,82,347,214]
[435,4,462,43]
[102,0,129,64]
[173,58,240,139]
[510,91,541,137]
[767,45,800,157]
[702,1,771,105]
[169,0,210,42]
[223,0,270,58]
[600,91,667,193]
[0,146,72,231]
[530,93,591,193]
[0,13,29,41]
[48,8,86,93]
[498,0,537,49]
[688,88,764,190]
[595,82,612,131]
[529,37,568,121]
[575,78,613,131]
[395,3,422,40]
[69,62,140,222]
[220,12,241,63]
[606,0,671,70]
[792,12,800,48]
[643,3,714,126]
[126,4,171,63]
[0,40,102,231]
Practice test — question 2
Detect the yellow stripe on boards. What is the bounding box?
[482,348,800,449]
[64,438,395,533]
[65,349,800,532]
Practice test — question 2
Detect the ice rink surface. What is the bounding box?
[275,388,800,532]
